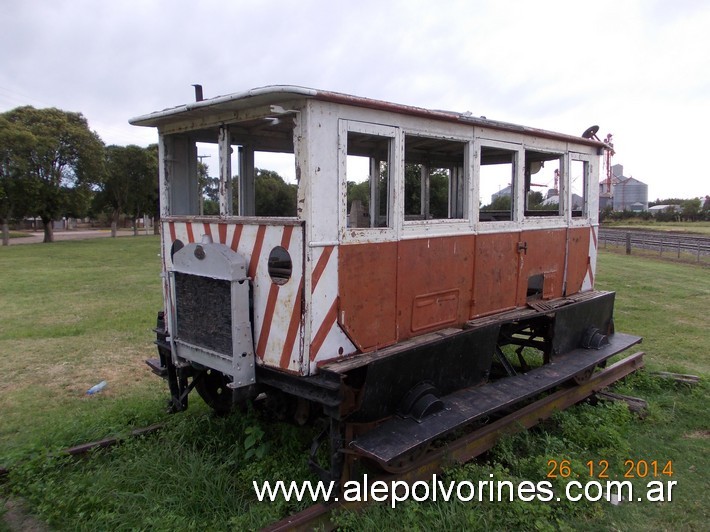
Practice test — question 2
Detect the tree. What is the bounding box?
[526,191,544,209]
[0,116,37,245]
[680,198,701,222]
[429,170,449,218]
[254,169,297,216]
[483,194,512,212]
[347,180,371,213]
[197,162,220,215]
[403,164,450,218]
[2,106,104,242]
[95,144,158,236]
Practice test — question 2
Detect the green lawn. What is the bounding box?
[1,238,708,530]
[603,220,710,235]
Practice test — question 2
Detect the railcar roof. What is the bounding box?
[129,84,605,148]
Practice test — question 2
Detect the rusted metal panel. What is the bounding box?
[471,232,520,318]
[338,242,398,351]
[517,228,566,304]
[565,226,592,295]
[396,236,475,337]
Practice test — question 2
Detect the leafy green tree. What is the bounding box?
[0,116,37,245]
[125,145,158,235]
[403,165,449,218]
[94,144,158,236]
[254,169,297,216]
[527,191,544,209]
[483,194,512,212]
[2,106,104,242]
[347,180,371,213]
[680,198,701,221]
[198,162,220,215]
[429,170,449,218]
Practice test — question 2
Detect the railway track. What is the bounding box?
[0,424,164,481]
[264,352,645,531]
[1,353,644,530]
[598,228,710,260]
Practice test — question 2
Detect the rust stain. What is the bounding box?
[339,242,397,351]
[218,223,227,245]
[397,236,474,337]
[248,225,266,278]
[472,232,519,318]
[202,222,213,241]
[256,283,280,360]
[310,299,338,361]
[185,222,195,243]
[565,227,592,295]
[230,224,243,251]
[279,276,304,369]
[517,229,566,303]
[168,221,176,243]
[311,245,334,293]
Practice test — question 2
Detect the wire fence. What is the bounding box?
[599,228,710,265]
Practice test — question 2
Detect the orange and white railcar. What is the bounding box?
[131,86,640,481]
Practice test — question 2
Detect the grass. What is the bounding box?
[1,238,708,530]
[0,237,165,460]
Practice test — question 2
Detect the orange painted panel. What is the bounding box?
[397,236,475,338]
[338,242,398,351]
[411,289,460,332]
[517,229,567,304]
[472,232,521,318]
[565,227,591,296]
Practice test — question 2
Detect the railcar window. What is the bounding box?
[346,131,392,228]
[570,159,588,218]
[479,146,516,222]
[163,114,298,218]
[234,152,297,217]
[404,135,466,221]
[524,150,563,217]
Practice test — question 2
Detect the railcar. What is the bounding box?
[130,86,640,483]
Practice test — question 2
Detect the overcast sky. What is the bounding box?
[2,0,708,201]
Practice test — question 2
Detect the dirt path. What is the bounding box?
[5,229,145,245]
[1,498,50,531]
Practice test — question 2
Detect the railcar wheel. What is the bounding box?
[195,369,234,414]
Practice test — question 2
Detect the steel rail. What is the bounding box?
[0,424,165,481]
[263,351,645,532]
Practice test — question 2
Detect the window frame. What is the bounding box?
[522,148,566,221]
[474,138,523,232]
[401,131,471,231]
[339,120,400,243]
[569,152,594,223]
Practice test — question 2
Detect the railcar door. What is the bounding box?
[472,140,523,318]
[472,232,523,317]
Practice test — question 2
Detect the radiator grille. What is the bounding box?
[174,272,232,355]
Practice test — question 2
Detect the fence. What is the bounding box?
[599,228,710,264]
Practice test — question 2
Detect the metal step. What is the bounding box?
[145,357,167,377]
[350,332,642,466]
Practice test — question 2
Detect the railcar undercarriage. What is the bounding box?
[147,289,641,488]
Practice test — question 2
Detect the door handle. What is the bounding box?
[517,241,528,254]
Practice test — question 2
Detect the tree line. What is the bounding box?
[1,106,298,245]
[1,106,158,244]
